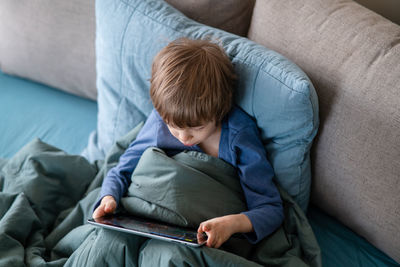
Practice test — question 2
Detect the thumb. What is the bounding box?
[93,205,106,219]
[104,200,115,213]
[197,224,203,233]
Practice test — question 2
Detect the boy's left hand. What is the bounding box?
[197,214,252,248]
[197,216,234,248]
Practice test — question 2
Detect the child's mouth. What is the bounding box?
[182,142,195,146]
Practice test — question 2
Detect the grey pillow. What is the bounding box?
[247,0,400,262]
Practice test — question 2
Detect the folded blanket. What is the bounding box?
[0,125,321,267]
[121,147,247,228]
[122,147,321,266]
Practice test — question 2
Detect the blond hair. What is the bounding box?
[150,38,236,128]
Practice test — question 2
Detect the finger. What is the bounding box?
[197,223,203,233]
[93,205,106,219]
[198,222,210,233]
[206,233,215,248]
[197,232,206,243]
[201,222,210,232]
[104,200,115,213]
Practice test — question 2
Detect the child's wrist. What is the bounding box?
[102,195,116,202]
[228,214,253,234]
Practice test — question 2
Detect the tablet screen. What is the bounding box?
[88,213,206,247]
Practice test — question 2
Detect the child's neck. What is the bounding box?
[198,124,222,158]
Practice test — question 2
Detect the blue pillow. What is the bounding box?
[90,0,319,211]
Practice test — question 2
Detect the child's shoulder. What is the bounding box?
[148,108,164,123]
[139,109,165,133]
[225,106,258,132]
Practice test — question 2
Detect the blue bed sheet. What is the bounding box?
[0,71,97,158]
[308,206,399,267]
[0,71,398,266]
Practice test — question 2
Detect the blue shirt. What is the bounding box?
[97,106,283,243]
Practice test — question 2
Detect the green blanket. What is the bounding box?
[0,125,321,267]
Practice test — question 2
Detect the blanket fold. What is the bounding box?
[121,147,247,228]
[122,147,321,267]
[0,125,321,267]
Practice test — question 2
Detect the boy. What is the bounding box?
[93,38,284,249]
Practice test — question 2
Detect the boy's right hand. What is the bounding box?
[92,195,117,219]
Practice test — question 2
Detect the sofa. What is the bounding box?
[0,0,399,266]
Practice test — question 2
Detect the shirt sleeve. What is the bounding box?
[93,110,159,210]
[231,126,284,244]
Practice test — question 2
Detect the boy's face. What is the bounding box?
[166,121,220,147]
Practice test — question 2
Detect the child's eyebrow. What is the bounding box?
[167,122,206,130]
[189,125,205,130]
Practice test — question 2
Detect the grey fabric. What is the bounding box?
[354,0,400,25]
[119,146,321,267]
[0,0,97,100]
[248,0,400,263]
[166,0,255,36]
[0,128,321,266]
[0,0,254,100]
[121,148,247,228]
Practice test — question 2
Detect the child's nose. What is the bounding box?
[179,132,192,142]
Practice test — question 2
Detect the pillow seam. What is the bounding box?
[113,0,142,145]
[251,57,268,117]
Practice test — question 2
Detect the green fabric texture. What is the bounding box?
[122,147,322,266]
[121,148,247,228]
[0,125,321,266]
[0,139,97,232]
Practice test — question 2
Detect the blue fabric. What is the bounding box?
[0,71,97,158]
[307,206,400,267]
[93,0,319,211]
[98,107,284,243]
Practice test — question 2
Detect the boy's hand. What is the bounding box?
[197,214,253,248]
[92,195,117,219]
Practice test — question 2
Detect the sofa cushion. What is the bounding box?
[247,0,400,262]
[91,0,319,211]
[0,0,97,100]
[0,1,254,101]
[166,0,255,37]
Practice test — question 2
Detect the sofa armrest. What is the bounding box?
[247,0,400,262]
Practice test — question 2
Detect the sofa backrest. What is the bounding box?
[0,0,255,101]
[0,0,96,100]
[247,0,400,262]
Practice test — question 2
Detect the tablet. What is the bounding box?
[87,213,207,247]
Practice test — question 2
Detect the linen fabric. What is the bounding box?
[121,146,322,266]
[92,0,319,211]
[122,147,248,228]
[165,0,255,36]
[0,134,321,267]
[0,0,97,100]
[247,0,400,262]
[0,0,255,100]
